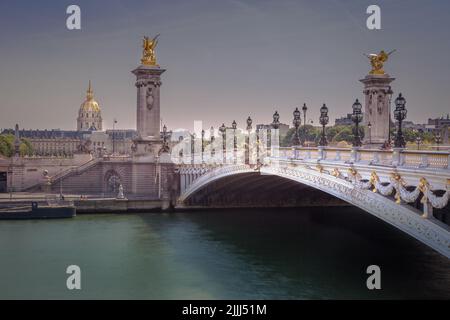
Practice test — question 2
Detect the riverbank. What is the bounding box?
[0,194,168,213]
[0,193,351,214]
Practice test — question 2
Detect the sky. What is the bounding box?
[0,0,449,132]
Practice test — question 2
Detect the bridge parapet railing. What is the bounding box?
[170,145,449,171]
[400,150,449,169]
[275,147,449,170]
[356,149,392,166]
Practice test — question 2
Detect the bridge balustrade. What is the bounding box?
[172,145,450,171]
[273,147,449,170]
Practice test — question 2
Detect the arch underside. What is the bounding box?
[180,166,450,259]
[182,172,348,208]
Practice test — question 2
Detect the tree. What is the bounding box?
[0,134,33,157]
[281,125,320,147]
[333,126,354,142]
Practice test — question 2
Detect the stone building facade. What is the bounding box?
[1,80,137,156]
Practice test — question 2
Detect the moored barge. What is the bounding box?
[0,202,76,220]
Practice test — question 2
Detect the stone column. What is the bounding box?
[360,74,395,147]
[132,65,166,156]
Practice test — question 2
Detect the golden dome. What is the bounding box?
[80,81,101,112]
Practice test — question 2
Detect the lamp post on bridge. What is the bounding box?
[162,124,167,144]
[160,124,170,155]
[271,111,280,159]
[201,129,205,164]
[246,116,252,165]
[368,122,372,145]
[351,99,363,147]
[112,118,117,155]
[178,136,183,162]
[210,126,215,159]
[219,123,226,164]
[319,104,329,147]
[302,103,308,146]
[292,107,301,147]
[232,120,237,164]
[256,127,260,166]
[393,93,407,149]
[190,133,195,164]
[387,88,394,148]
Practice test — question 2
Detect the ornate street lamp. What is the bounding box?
[246,117,252,131]
[319,104,329,146]
[219,123,226,164]
[162,124,167,139]
[232,120,237,164]
[393,93,407,148]
[162,125,168,146]
[190,132,195,164]
[178,136,184,162]
[210,126,215,158]
[160,124,170,155]
[351,99,363,147]
[387,88,394,146]
[435,132,442,151]
[201,129,205,163]
[292,107,301,146]
[302,103,308,146]
[302,103,308,126]
[246,116,252,164]
[112,118,117,155]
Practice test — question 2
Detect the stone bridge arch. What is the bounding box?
[179,164,450,258]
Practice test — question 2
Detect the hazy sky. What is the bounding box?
[0,0,449,131]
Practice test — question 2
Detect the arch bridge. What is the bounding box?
[176,146,450,258]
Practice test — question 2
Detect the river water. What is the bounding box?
[1,207,449,299]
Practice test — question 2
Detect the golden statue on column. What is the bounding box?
[141,34,160,66]
[364,50,396,75]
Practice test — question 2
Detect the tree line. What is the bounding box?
[280,125,439,147]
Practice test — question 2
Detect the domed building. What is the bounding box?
[77,81,103,131]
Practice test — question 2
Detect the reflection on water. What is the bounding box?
[0,207,449,299]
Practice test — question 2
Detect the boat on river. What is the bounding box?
[0,201,76,220]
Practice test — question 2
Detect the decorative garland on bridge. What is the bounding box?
[331,167,450,209]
